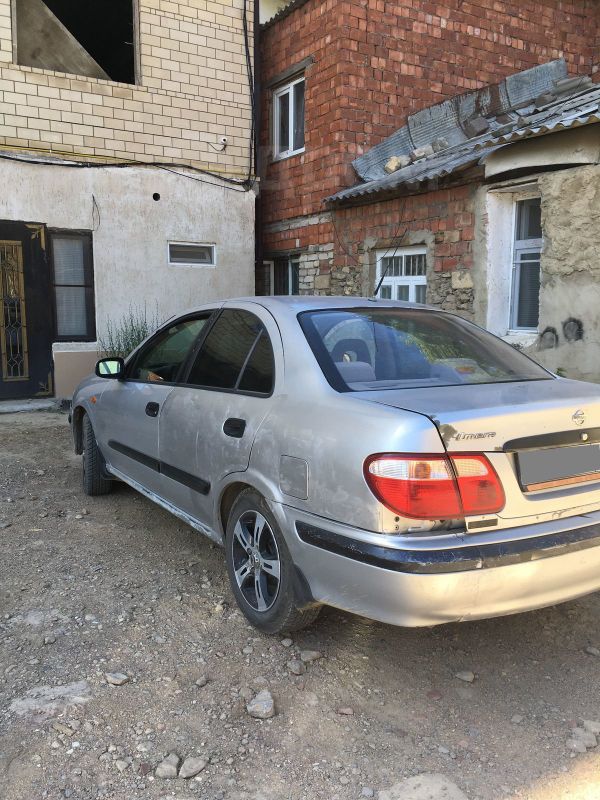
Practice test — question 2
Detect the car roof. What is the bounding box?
[227,295,440,315]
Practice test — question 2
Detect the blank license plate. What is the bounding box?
[518,444,600,491]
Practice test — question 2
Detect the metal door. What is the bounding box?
[0,222,53,399]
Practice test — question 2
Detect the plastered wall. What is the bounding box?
[535,164,600,382]
[0,156,255,395]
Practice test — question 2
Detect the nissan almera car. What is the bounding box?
[71,297,600,633]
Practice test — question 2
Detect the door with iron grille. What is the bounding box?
[0,222,53,399]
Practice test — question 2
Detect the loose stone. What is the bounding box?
[455,670,475,683]
[300,650,323,663]
[104,672,130,686]
[155,752,180,778]
[179,756,208,779]
[287,659,306,676]
[246,689,275,720]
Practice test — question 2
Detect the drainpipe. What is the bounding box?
[253,0,263,294]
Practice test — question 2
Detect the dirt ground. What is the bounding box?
[2,411,600,800]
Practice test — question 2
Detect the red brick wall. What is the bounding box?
[260,0,598,229]
[263,184,477,309]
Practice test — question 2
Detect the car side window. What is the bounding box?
[128,316,210,383]
[186,309,274,394]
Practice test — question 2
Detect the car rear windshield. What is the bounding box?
[299,308,552,391]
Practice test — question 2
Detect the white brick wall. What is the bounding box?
[0,0,253,176]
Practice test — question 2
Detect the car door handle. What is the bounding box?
[145,402,160,418]
[223,418,246,438]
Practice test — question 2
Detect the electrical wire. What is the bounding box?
[0,148,252,192]
[373,197,408,297]
[0,0,259,196]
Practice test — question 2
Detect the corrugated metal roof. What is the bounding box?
[327,70,600,205]
[351,60,567,183]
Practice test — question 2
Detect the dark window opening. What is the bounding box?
[51,232,96,342]
[187,309,274,394]
[15,0,136,84]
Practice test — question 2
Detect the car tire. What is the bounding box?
[225,489,321,634]
[82,414,113,497]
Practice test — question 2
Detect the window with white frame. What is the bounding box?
[272,76,305,159]
[376,247,427,303]
[168,242,216,267]
[511,197,542,330]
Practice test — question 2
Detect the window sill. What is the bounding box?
[502,330,538,349]
[10,62,139,90]
[272,148,305,162]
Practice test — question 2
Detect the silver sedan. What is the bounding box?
[71,297,600,633]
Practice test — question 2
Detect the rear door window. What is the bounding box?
[186,309,274,394]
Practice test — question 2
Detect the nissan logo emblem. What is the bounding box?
[572,409,586,426]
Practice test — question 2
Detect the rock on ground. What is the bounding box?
[378,773,468,800]
[104,672,130,686]
[179,756,208,778]
[9,681,91,718]
[155,752,180,778]
[246,689,275,719]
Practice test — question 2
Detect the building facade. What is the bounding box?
[0,0,255,400]
[257,0,600,381]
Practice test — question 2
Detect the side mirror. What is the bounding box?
[95,357,125,379]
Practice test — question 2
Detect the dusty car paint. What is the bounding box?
[72,296,600,627]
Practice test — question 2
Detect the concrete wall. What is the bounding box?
[535,164,600,382]
[470,157,600,383]
[0,0,253,176]
[0,156,255,396]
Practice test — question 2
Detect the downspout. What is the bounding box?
[253,0,264,294]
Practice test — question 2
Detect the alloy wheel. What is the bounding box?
[231,510,281,612]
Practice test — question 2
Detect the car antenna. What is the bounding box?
[372,259,393,299]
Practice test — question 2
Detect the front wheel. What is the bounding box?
[225,489,321,634]
[82,414,112,496]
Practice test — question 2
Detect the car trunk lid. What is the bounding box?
[356,378,600,524]
[356,379,600,452]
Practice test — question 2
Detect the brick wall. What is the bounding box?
[260,0,599,226]
[0,0,252,175]
[264,184,477,312]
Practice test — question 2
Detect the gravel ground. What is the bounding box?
[2,411,600,800]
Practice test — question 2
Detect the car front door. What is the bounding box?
[158,305,277,527]
[93,313,212,496]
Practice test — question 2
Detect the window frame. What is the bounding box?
[270,255,300,296]
[124,311,216,385]
[272,75,306,161]
[11,0,141,86]
[168,241,216,268]
[49,230,96,343]
[375,246,427,303]
[510,198,542,332]
[180,308,275,398]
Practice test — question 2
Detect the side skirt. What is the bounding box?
[107,465,223,546]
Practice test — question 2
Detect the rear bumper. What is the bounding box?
[276,506,600,627]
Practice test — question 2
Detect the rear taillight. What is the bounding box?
[451,455,505,515]
[364,453,504,520]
